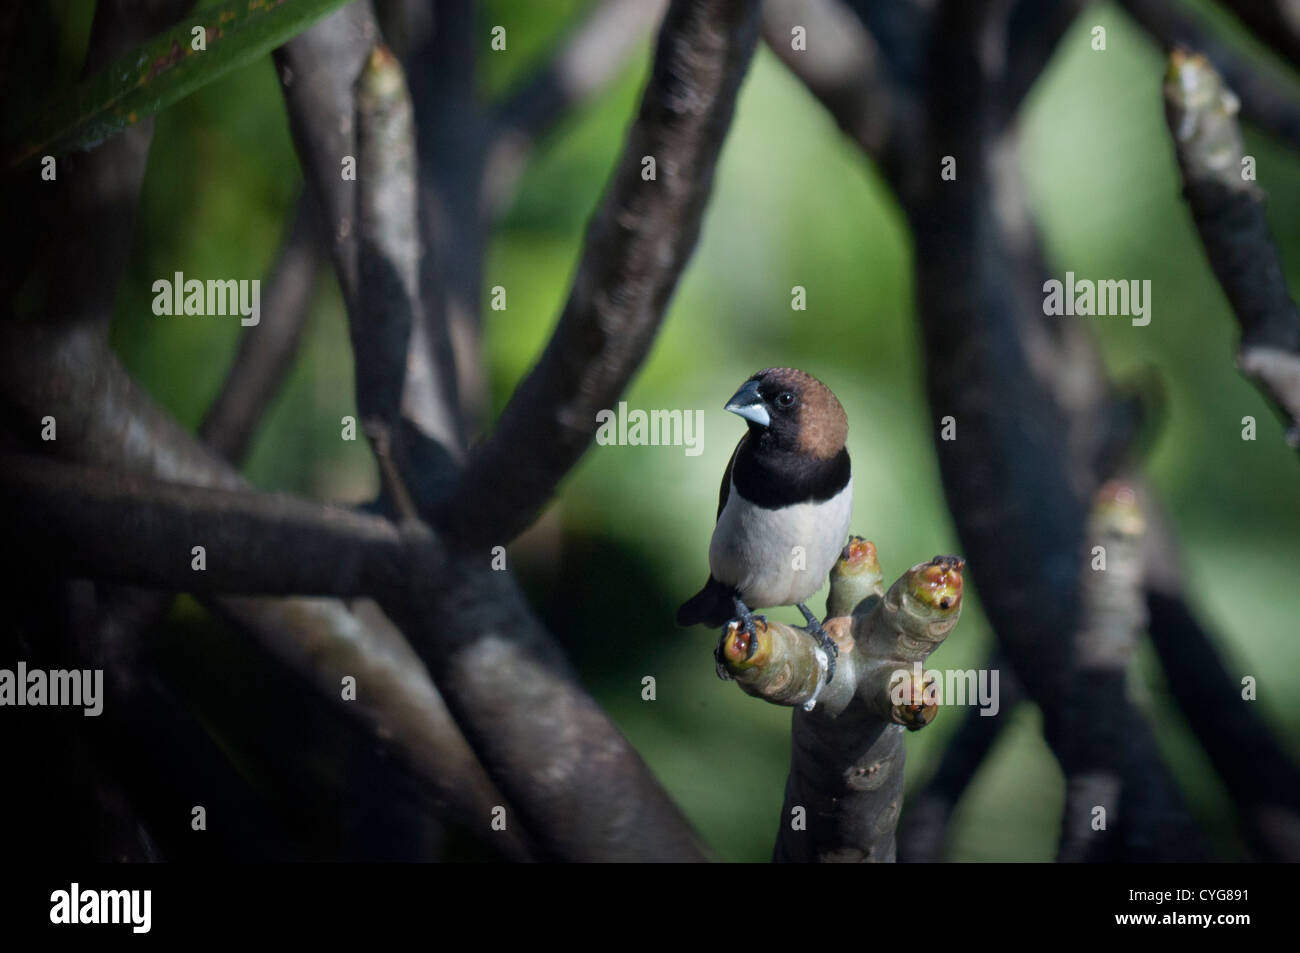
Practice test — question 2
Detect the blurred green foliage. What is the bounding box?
[55,1,1300,860]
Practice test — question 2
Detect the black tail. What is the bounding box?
[676,576,737,628]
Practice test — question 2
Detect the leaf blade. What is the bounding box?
[5,0,354,168]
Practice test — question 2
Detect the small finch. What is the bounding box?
[677,368,852,684]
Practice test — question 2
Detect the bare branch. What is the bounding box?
[1120,0,1300,152]
[402,0,491,429]
[278,4,464,460]
[199,196,321,464]
[485,0,667,213]
[1164,50,1300,449]
[1140,489,1300,861]
[9,0,193,330]
[209,593,529,856]
[0,333,525,857]
[1,453,426,597]
[1000,0,1090,118]
[273,4,378,305]
[716,541,967,863]
[438,0,763,553]
[279,8,718,859]
[390,562,708,861]
[1058,482,1147,862]
[904,0,1201,860]
[760,0,894,164]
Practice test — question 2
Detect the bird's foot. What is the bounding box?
[732,599,765,658]
[797,603,838,686]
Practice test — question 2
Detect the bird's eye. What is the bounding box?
[776,392,795,407]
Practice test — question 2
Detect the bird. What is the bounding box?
[677,367,852,685]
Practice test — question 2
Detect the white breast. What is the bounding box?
[708,476,853,610]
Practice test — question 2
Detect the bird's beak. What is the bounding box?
[725,379,770,428]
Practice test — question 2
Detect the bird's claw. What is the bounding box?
[797,603,838,687]
[816,626,838,686]
[742,614,766,660]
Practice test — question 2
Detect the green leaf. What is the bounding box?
[4,0,354,169]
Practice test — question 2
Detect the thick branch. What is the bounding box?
[0,332,525,857]
[1058,482,1147,862]
[402,0,491,430]
[904,0,1200,861]
[278,7,712,860]
[0,453,426,597]
[780,0,1284,860]
[1164,50,1300,449]
[278,5,463,461]
[718,540,967,862]
[352,43,424,514]
[273,4,377,305]
[437,0,763,553]
[389,568,708,862]
[2,448,705,859]
[1000,0,1090,119]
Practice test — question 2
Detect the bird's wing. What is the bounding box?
[716,432,748,521]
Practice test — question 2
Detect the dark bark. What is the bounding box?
[1163,50,1300,449]
[437,0,763,554]
[1120,0,1300,152]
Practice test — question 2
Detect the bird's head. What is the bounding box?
[724,367,847,458]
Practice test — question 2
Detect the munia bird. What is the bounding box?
[677,368,852,684]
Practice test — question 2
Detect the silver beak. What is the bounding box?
[724,379,770,428]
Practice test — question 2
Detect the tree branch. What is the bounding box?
[7,0,194,332]
[1163,49,1300,449]
[1140,490,1300,860]
[0,453,424,597]
[0,333,527,858]
[278,2,464,463]
[437,0,763,554]
[485,0,667,212]
[1119,0,1300,152]
[715,540,967,862]
[760,0,895,166]
[390,566,708,861]
[1058,482,1148,862]
[905,0,1201,860]
[3,445,709,859]
[273,3,377,305]
[897,656,1024,862]
[199,196,321,464]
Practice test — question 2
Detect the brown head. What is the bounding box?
[724,367,848,459]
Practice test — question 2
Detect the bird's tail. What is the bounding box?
[676,576,736,628]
